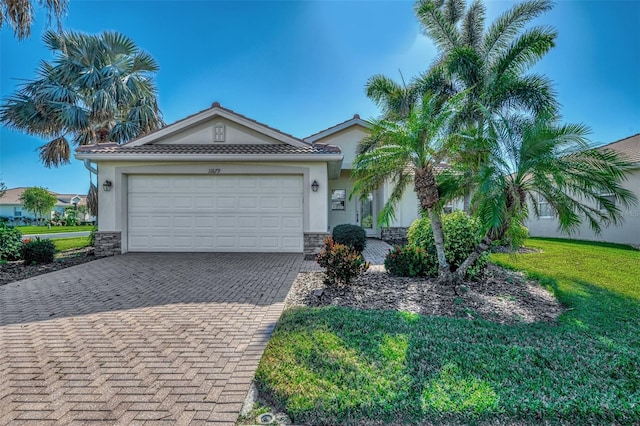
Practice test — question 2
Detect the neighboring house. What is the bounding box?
[0,187,94,224]
[526,134,640,246]
[76,103,435,256]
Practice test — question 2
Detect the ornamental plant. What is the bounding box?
[22,237,56,265]
[384,245,434,277]
[332,224,367,253]
[317,237,369,286]
[0,225,23,260]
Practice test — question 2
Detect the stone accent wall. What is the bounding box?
[304,232,329,255]
[380,227,409,246]
[94,231,122,257]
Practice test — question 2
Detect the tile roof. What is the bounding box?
[598,133,640,164]
[76,143,341,155]
[304,114,370,142]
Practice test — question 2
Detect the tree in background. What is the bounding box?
[1,0,67,40]
[19,187,57,223]
[0,30,164,167]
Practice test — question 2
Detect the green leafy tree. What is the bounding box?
[353,92,466,279]
[0,30,164,167]
[19,187,58,222]
[1,0,67,40]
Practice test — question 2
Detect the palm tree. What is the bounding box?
[414,0,558,125]
[1,0,67,40]
[440,113,637,279]
[0,30,163,168]
[353,92,466,279]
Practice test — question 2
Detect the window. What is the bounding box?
[443,202,454,214]
[213,123,225,142]
[14,207,22,217]
[537,194,553,218]
[331,189,346,210]
[598,193,616,211]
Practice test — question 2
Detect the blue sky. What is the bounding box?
[1,0,639,194]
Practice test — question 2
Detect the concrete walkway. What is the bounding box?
[0,253,301,425]
[362,238,393,265]
[23,231,90,239]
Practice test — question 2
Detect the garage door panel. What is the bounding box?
[128,175,304,252]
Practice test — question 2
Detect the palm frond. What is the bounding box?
[461,0,485,50]
[415,0,461,52]
[38,136,71,167]
[490,26,556,79]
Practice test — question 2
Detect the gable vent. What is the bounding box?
[213,123,225,142]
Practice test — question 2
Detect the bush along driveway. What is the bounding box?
[255,239,640,425]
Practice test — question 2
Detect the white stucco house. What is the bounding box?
[526,133,640,246]
[76,103,426,256]
[0,187,93,224]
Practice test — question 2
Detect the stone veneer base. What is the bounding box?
[380,227,409,246]
[94,231,122,257]
[304,232,329,255]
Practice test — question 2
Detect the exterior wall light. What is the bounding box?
[311,180,319,192]
[103,180,113,192]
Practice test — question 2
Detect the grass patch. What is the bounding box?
[256,238,640,424]
[15,225,94,234]
[53,237,90,252]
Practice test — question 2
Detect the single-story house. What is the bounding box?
[76,103,431,256]
[0,187,93,224]
[526,133,640,246]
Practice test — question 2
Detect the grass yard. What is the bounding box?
[256,238,640,425]
[53,237,91,252]
[16,225,94,234]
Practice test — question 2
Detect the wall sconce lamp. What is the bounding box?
[103,180,113,192]
[311,180,319,192]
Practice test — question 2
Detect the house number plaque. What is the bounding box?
[208,168,221,174]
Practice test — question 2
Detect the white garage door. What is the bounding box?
[127,175,303,252]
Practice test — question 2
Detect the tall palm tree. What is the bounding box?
[415,0,558,125]
[1,30,164,168]
[353,92,466,279]
[440,113,637,279]
[1,0,67,40]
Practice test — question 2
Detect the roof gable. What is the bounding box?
[125,102,309,148]
[598,133,640,164]
[304,114,371,143]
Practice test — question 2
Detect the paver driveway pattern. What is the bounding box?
[0,252,301,425]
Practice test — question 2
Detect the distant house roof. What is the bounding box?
[598,133,640,165]
[0,187,87,207]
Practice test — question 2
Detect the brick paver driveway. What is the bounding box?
[0,253,301,425]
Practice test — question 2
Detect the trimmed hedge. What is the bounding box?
[0,225,23,261]
[332,224,367,253]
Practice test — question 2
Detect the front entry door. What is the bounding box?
[357,192,377,237]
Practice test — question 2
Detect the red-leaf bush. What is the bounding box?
[317,237,369,286]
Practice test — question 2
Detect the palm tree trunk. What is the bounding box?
[414,165,450,280]
[427,208,451,280]
[453,235,493,281]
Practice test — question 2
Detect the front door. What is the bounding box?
[357,192,377,237]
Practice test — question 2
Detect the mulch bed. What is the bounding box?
[0,247,97,286]
[287,263,563,324]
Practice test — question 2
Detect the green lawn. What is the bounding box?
[53,237,91,252]
[256,238,640,425]
[16,225,94,234]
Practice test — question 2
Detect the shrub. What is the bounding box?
[332,224,367,253]
[384,245,435,277]
[0,225,23,261]
[493,223,529,249]
[317,237,369,286]
[88,226,98,246]
[22,238,56,265]
[406,211,488,279]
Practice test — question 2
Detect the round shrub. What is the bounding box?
[406,211,487,279]
[384,245,435,277]
[0,225,23,261]
[22,238,56,265]
[332,224,367,253]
